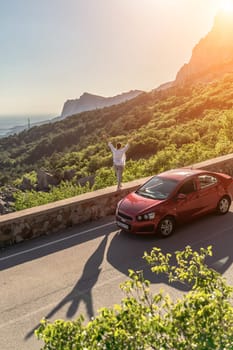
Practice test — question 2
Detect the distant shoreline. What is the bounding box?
[0,115,55,137]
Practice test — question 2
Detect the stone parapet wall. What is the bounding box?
[1,153,233,247]
[192,153,233,176]
[0,179,148,247]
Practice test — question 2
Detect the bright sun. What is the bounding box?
[220,0,233,12]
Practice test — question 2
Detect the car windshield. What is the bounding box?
[136,176,178,200]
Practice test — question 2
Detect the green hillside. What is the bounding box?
[1,73,233,210]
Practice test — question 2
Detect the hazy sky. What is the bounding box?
[0,0,229,117]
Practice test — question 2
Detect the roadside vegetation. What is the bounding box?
[1,73,233,210]
[35,245,233,349]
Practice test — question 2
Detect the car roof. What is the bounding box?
[157,168,209,181]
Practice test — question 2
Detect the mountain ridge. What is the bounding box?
[59,90,144,119]
[174,10,233,85]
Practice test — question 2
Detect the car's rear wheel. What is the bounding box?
[157,216,175,237]
[216,196,231,215]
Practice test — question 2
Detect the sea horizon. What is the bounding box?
[0,114,56,137]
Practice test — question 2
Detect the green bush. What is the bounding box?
[13,181,91,210]
[35,246,233,349]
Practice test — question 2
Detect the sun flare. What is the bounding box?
[219,0,233,13]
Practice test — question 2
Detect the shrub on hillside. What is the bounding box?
[35,246,233,349]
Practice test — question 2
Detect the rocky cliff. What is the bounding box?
[60,90,143,119]
[174,10,233,85]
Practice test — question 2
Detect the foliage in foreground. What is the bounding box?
[35,246,233,349]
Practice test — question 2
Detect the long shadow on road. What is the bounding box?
[25,234,109,340]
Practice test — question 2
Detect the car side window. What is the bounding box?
[198,174,218,189]
[178,179,196,194]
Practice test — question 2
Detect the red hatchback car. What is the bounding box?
[116,168,233,237]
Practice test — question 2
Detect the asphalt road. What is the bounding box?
[1,208,233,350]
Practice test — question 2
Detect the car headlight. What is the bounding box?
[116,200,122,214]
[137,212,155,221]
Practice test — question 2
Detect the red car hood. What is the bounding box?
[119,191,163,215]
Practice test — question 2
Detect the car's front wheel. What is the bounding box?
[157,216,175,237]
[216,196,231,215]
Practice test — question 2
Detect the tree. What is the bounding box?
[35,246,233,349]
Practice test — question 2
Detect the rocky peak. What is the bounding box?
[174,10,233,85]
[60,90,143,119]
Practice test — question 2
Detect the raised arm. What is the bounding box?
[122,143,129,152]
[108,141,116,152]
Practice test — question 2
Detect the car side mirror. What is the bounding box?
[176,193,187,200]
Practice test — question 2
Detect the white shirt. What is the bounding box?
[108,142,129,166]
